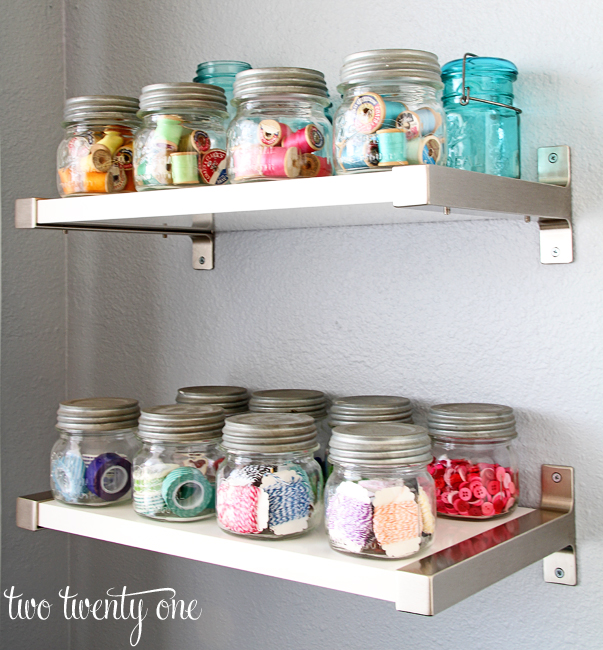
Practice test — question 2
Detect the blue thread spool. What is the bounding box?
[376,128,407,166]
[395,107,441,139]
[406,135,442,165]
[351,93,406,134]
[339,135,380,171]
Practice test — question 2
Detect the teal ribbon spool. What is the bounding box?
[161,467,214,518]
[376,128,407,166]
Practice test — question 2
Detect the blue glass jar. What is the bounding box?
[194,61,252,119]
[442,57,520,178]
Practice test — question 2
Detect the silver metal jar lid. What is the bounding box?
[63,95,140,124]
[233,67,330,104]
[221,412,318,453]
[137,404,225,442]
[328,423,432,466]
[57,397,140,432]
[176,385,249,404]
[428,403,517,441]
[339,49,443,89]
[138,82,228,116]
[249,389,327,419]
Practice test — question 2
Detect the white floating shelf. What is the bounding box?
[15,156,573,265]
[17,466,576,615]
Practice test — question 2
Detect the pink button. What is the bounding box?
[506,497,515,510]
[503,472,512,488]
[472,483,487,499]
[458,486,473,501]
[481,502,495,516]
[487,480,501,496]
[496,466,506,482]
[480,467,495,484]
[508,481,516,495]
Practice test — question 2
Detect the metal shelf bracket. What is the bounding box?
[15,198,215,270]
[16,490,54,531]
[396,464,576,615]
[537,146,573,264]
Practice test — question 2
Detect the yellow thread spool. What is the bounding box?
[83,171,113,193]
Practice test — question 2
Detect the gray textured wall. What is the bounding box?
[3,0,603,647]
[0,0,69,647]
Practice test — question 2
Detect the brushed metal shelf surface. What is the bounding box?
[17,466,575,615]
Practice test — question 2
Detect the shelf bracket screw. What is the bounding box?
[554,567,565,579]
[548,153,559,164]
[551,247,560,257]
[198,256,205,265]
[552,472,562,483]
[525,216,531,223]
[443,206,451,216]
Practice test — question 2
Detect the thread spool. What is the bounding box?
[338,135,380,170]
[376,128,407,166]
[351,93,405,134]
[395,107,441,139]
[232,146,263,180]
[260,146,301,178]
[258,120,289,147]
[58,168,77,195]
[299,154,332,178]
[91,130,124,157]
[153,115,184,147]
[406,135,441,165]
[171,152,200,185]
[83,171,113,193]
[200,149,228,185]
[110,164,128,191]
[179,129,211,154]
[281,124,325,154]
[115,142,134,170]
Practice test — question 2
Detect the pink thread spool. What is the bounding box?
[260,146,301,178]
[281,124,325,154]
[232,146,263,180]
[258,120,289,147]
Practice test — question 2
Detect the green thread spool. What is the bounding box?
[376,128,407,166]
[171,152,199,185]
[406,135,441,165]
[154,115,183,147]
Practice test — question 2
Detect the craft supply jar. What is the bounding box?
[325,423,435,559]
[176,385,249,416]
[134,83,229,190]
[334,49,446,173]
[227,68,333,182]
[427,403,520,519]
[57,96,140,197]
[216,413,324,539]
[50,398,140,506]
[442,56,520,178]
[194,60,252,119]
[249,389,330,466]
[133,405,225,522]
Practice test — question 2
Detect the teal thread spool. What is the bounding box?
[406,135,441,165]
[351,92,406,134]
[170,152,199,185]
[338,134,380,171]
[154,115,183,147]
[376,128,407,166]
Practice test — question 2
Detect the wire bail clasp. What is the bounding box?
[460,53,522,114]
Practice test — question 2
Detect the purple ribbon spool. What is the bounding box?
[85,453,132,501]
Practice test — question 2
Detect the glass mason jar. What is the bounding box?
[442,56,520,178]
[249,389,330,469]
[194,60,252,120]
[216,413,324,539]
[176,385,249,417]
[57,96,140,197]
[427,403,519,520]
[325,423,435,559]
[133,404,225,522]
[227,68,333,182]
[134,83,229,190]
[50,398,140,506]
[334,50,446,174]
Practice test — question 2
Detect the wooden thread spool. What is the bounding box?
[406,135,441,165]
[351,93,406,134]
[258,120,288,147]
[281,124,325,154]
[153,115,184,148]
[232,146,263,180]
[260,146,301,178]
[395,107,441,139]
[171,152,200,185]
[376,128,407,166]
[83,171,113,193]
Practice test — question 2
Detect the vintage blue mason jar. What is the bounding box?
[194,61,252,119]
[441,56,520,178]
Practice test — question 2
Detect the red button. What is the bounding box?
[454,499,470,514]
[468,506,482,517]
[487,480,501,496]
